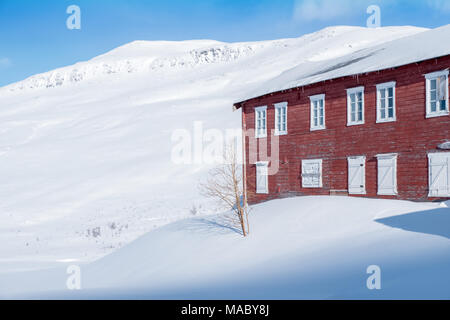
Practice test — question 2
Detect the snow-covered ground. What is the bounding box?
[0,196,449,299]
[1,25,448,298]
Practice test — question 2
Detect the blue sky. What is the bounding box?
[0,0,449,87]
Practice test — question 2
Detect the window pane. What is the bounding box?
[381,109,386,119]
[381,89,385,99]
[358,110,363,121]
[431,101,437,112]
[351,94,356,103]
[431,79,436,90]
[439,100,446,111]
[431,90,436,101]
[357,92,363,102]
[388,107,394,118]
[388,96,393,108]
[388,87,393,98]
[437,76,446,100]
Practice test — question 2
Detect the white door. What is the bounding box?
[428,152,450,197]
[377,154,398,195]
[256,162,268,194]
[348,156,366,194]
[302,159,322,188]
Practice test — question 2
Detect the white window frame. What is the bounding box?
[301,159,323,188]
[310,94,326,131]
[428,152,450,197]
[274,102,288,136]
[255,106,267,138]
[346,86,365,126]
[425,70,449,118]
[376,81,396,123]
[255,161,269,194]
[376,153,398,196]
[347,156,366,195]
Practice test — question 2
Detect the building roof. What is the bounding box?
[234,24,450,108]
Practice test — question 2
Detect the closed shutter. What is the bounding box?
[302,159,322,188]
[428,152,450,197]
[348,156,366,194]
[377,154,397,195]
[256,162,268,194]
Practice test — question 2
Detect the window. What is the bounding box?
[256,161,269,194]
[425,70,449,118]
[428,152,450,197]
[302,159,322,188]
[310,94,325,131]
[348,156,366,194]
[347,86,365,126]
[376,153,398,195]
[255,106,267,138]
[274,102,288,135]
[376,82,396,123]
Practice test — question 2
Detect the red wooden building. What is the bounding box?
[234,26,450,203]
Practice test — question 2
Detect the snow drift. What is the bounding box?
[0,196,449,299]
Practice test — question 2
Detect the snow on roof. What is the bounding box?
[234,24,450,106]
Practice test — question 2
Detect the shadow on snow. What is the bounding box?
[375,206,450,240]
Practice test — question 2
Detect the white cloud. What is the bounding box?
[0,57,12,68]
[427,0,450,13]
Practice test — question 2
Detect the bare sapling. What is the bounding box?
[200,142,250,237]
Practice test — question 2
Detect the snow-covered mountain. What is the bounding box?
[1,26,425,93]
[0,26,429,274]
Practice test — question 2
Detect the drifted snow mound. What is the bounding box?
[1,26,425,93]
[1,196,449,299]
[0,26,429,273]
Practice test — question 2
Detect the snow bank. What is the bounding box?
[0,196,448,299]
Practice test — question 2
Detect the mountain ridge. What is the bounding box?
[0,26,427,94]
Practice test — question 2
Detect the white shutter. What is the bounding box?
[377,154,397,195]
[302,159,322,188]
[256,162,268,194]
[428,152,450,197]
[348,156,366,194]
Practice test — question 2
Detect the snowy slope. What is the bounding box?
[0,26,428,273]
[1,196,449,299]
[237,24,450,103]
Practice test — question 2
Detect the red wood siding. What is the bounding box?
[242,55,450,203]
